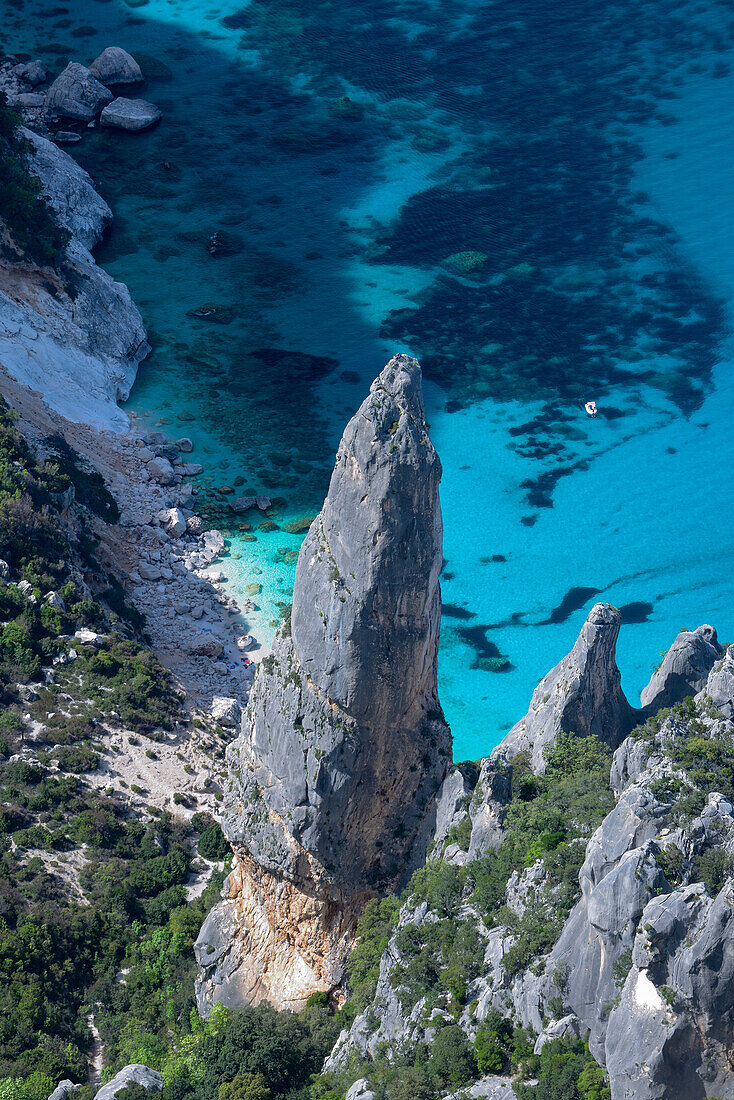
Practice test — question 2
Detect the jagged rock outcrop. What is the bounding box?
[443,1080,514,1100]
[0,129,148,428]
[196,356,451,1011]
[47,1083,80,1100]
[605,881,734,1099]
[492,603,638,771]
[641,625,720,711]
[698,644,734,719]
[322,612,734,1100]
[430,760,509,866]
[467,761,511,860]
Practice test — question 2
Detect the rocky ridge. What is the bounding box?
[326,606,734,1099]
[195,355,452,1012]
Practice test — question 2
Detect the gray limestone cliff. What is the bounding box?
[492,603,638,772]
[195,355,451,1011]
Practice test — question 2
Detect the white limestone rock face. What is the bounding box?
[605,882,734,1099]
[93,1064,162,1099]
[46,1083,80,1100]
[0,130,148,429]
[345,1080,376,1100]
[442,1080,515,1100]
[697,644,734,719]
[492,603,638,772]
[22,128,110,250]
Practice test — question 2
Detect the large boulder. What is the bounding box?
[13,59,47,86]
[196,355,451,1012]
[46,62,113,121]
[89,46,143,86]
[156,506,187,537]
[94,1064,162,1099]
[492,603,638,771]
[100,97,161,132]
[345,1081,376,1100]
[640,625,720,711]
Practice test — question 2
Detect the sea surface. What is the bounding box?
[4,0,734,760]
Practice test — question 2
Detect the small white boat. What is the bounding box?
[584,400,598,418]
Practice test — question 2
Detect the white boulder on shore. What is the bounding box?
[101,97,161,131]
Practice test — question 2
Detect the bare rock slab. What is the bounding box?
[101,97,161,131]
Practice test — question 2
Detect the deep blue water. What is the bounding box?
[4,0,734,759]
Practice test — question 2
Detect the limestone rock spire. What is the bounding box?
[492,603,639,772]
[195,355,451,1011]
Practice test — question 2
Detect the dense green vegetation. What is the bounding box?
[632,696,734,820]
[380,730,615,1025]
[0,93,70,268]
[0,397,194,1090]
[306,733,617,1099]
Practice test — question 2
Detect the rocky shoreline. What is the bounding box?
[0,76,265,724]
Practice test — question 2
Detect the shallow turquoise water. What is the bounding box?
[4,0,734,759]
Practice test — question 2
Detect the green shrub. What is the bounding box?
[691,848,734,896]
[198,821,230,861]
[0,95,70,268]
[55,744,100,773]
[515,1037,610,1100]
[429,1024,477,1089]
[345,895,400,1014]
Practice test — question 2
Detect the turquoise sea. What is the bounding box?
[4,0,734,760]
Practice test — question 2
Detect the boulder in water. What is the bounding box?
[100,97,161,131]
[90,46,143,86]
[47,62,113,121]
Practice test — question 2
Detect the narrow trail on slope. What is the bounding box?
[87,1012,103,1086]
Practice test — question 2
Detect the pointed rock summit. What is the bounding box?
[196,355,451,1011]
[492,603,638,771]
[641,624,720,712]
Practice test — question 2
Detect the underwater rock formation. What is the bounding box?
[195,354,451,1011]
[491,603,638,772]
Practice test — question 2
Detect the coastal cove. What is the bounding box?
[4,0,734,758]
